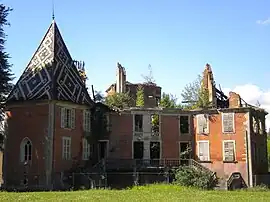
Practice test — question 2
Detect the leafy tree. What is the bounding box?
[0,5,13,103]
[136,85,144,107]
[159,92,181,108]
[181,75,210,109]
[105,92,132,109]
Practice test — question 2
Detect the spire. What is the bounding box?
[52,0,55,20]
[7,20,93,106]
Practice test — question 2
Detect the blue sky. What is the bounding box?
[3,0,270,102]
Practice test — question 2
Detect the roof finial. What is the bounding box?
[52,0,55,20]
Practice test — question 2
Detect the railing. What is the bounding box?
[105,158,190,170]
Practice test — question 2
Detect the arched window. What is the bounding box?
[20,138,32,163]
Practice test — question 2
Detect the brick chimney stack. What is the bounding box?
[202,63,217,108]
[229,92,242,108]
[116,63,126,93]
[74,60,87,86]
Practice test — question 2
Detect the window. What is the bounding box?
[134,114,143,132]
[83,110,91,132]
[106,114,111,131]
[179,142,191,159]
[82,138,91,160]
[197,114,209,134]
[133,141,144,159]
[222,113,235,133]
[197,141,209,161]
[61,108,75,129]
[223,141,235,162]
[151,114,160,136]
[62,137,71,160]
[20,138,32,163]
[180,116,189,134]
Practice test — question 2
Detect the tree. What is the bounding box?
[0,5,13,151]
[0,5,13,104]
[181,75,210,109]
[105,92,132,109]
[141,64,156,85]
[159,92,181,108]
[136,85,144,107]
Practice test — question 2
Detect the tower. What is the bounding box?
[4,19,94,189]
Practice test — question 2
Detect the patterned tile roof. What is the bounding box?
[7,20,93,106]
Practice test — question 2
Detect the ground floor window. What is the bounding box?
[20,137,32,163]
[223,140,235,162]
[197,141,209,161]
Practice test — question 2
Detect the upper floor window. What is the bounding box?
[180,115,189,134]
[134,114,143,132]
[223,140,235,162]
[83,110,91,132]
[62,136,71,160]
[151,114,160,136]
[197,114,209,134]
[222,112,235,133]
[20,138,32,163]
[61,107,75,129]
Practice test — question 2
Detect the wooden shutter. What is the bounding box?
[223,113,234,133]
[71,109,75,129]
[60,108,65,128]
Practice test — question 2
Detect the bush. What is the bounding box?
[174,166,217,190]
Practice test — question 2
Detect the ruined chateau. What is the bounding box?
[1,19,269,190]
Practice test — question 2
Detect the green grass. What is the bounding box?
[0,184,270,202]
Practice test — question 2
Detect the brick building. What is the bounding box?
[3,19,95,189]
[2,19,269,190]
[106,63,162,108]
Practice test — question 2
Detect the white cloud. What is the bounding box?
[256,18,270,25]
[223,84,270,131]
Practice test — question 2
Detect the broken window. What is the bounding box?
[133,141,144,159]
[223,141,235,162]
[259,119,264,135]
[253,117,259,134]
[134,114,143,132]
[180,116,189,134]
[198,141,209,161]
[222,113,234,133]
[150,142,160,159]
[151,114,159,136]
[179,142,191,159]
[197,114,209,134]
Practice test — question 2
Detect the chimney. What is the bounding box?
[116,63,126,93]
[202,63,217,107]
[74,60,87,86]
[229,92,242,108]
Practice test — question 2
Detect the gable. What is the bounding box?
[7,21,93,106]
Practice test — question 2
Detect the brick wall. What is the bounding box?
[4,103,49,187]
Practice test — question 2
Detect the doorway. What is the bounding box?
[150,142,161,159]
[133,141,144,159]
[98,140,108,160]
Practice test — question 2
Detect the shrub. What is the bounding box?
[174,166,217,190]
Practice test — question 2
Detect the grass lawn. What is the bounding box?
[0,184,270,202]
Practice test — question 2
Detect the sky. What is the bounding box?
[3,0,270,127]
